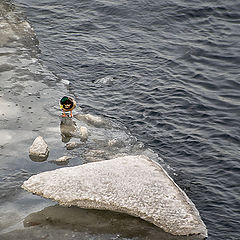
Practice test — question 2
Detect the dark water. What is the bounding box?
[4,0,240,239]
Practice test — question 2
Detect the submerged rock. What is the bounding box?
[80,126,88,142]
[84,149,110,162]
[60,117,79,143]
[29,136,49,161]
[22,155,207,238]
[49,156,72,166]
[66,142,81,150]
[55,156,71,162]
[75,113,110,128]
[60,117,88,143]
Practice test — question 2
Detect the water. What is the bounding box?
[1,0,240,239]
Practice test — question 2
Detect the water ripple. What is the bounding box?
[13,0,240,238]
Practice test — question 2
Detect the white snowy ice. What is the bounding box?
[22,155,207,237]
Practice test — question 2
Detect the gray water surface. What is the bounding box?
[1,0,240,239]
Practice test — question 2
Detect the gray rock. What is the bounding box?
[22,155,207,238]
[84,149,109,162]
[75,113,110,128]
[60,117,78,142]
[49,156,72,166]
[29,136,49,161]
[66,142,81,150]
[55,156,72,162]
[80,126,88,142]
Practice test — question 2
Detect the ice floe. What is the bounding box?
[22,155,207,238]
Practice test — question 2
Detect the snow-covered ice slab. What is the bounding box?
[22,155,207,238]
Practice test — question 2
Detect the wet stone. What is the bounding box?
[55,156,71,162]
[49,156,72,166]
[29,136,49,162]
[75,113,110,128]
[80,126,88,142]
[84,149,110,162]
[66,142,81,150]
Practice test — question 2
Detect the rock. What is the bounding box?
[75,113,109,128]
[22,155,207,238]
[60,117,78,143]
[84,149,109,162]
[107,138,125,148]
[60,118,88,143]
[66,142,81,150]
[49,156,72,166]
[55,156,71,162]
[29,136,49,161]
[80,126,88,142]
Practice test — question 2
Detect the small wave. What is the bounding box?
[0,169,30,201]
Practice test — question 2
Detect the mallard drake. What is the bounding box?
[60,96,76,117]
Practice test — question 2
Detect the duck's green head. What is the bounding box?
[60,96,69,105]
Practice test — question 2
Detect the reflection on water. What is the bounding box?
[29,153,49,162]
[60,117,79,143]
[23,205,203,240]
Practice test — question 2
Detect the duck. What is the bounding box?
[60,96,76,117]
